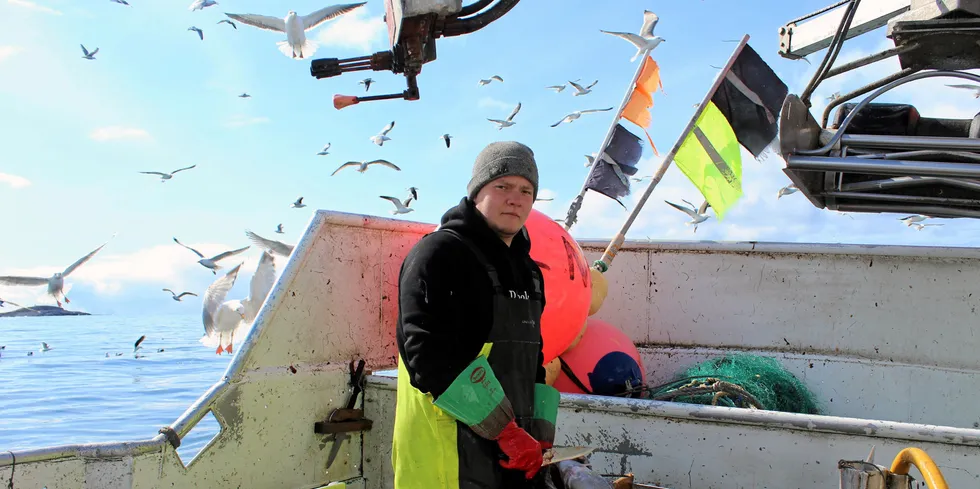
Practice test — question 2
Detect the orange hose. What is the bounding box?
[889,447,949,489]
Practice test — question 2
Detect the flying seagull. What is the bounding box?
[359,78,374,91]
[488,102,521,130]
[80,44,99,60]
[407,186,418,201]
[545,84,567,93]
[245,230,294,257]
[898,215,930,226]
[110,0,130,5]
[201,251,276,354]
[478,75,503,86]
[163,289,198,302]
[665,199,711,232]
[316,143,331,156]
[189,0,218,12]
[600,10,665,62]
[0,238,112,308]
[946,84,980,98]
[331,159,401,176]
[550,107,613,127]
[380,195,414,215]
[225,3,366,59]
[134,335,146,353]
[173,237,250,274]
[568,80,599,96]
[371,120,395,146]
[275,223,284,234]
[217,19,237,29]
[441,133,453,148]
[777,183,799,199]
[238,92,251,98]
[911,223,944,231]
[139,164,196,182]
[291,197,306,208]
[188,26,204,40]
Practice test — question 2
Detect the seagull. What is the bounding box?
[245,230,294,257]
[225,3,366,59]
[291,197,306,208]
[331,159,401,176]
[380,195,414,215]
[134,335,146,353]
[371,121,395,146]
[826,92,841,102]
[188,26,204,40]
[488,102,521,130]
[0,238,112,308]
[441,133,453,148]
[189,0,218,12]
[631,175,652,183]
[478,75,503,86]
[584,154,597,167]
[545,84,567,93]
[568,80,599,96]
[407,186,418,201]
[40,342,53,352]
[163,289,198,302]
[0,298,34,312]
[110,0,130,5]
[217,19,237,29]
[911,223,944,231]
[359,78,374,91]
[550,107,613,127]
[173,237,250,275]
[201,251,276,354]
[946,84,980,98]
[80,45,99,60]
[275,224,284,234]
[600,10,665,62]
[139,164,196,182]
[777,183,799,199]
[316,143,331,156]
[898,215,930,226]
[238,92,251,98]
[665,199,711,232]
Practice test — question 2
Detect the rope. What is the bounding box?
[158,426,181,449]
[646,378,764,409]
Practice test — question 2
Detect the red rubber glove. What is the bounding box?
[540,441,553,450]
[495,420,543,479]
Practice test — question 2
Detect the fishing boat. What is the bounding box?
[4,0,980,487]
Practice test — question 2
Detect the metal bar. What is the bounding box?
[841,134,980,151]
[850,149,980,162]
[562,44,658,231]
[821,67,918,127]
[836,203,980,218]
[779,0,910,58]
[823,44,913,79]
[594,35,751,272]
[787,155,980,178]
[841,176,980,192]
[457,0,493,17]
[823,191,980,207]
[443,0,520,37]
[795,70,980,155]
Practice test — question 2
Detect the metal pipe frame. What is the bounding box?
[787,155,980,178]
[821,66,919,127]
[840,134,980,151]
[823,43,916,79]
[848,149,980,162]
[822,190,980,207]
[840,176,980,192]
[835,202,980,218]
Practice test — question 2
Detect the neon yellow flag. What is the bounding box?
[673,100,743,220]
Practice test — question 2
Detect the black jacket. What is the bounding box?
[396,197,547,399]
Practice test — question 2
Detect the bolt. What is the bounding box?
[780,27,786,35]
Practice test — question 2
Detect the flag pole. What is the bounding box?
[593,34,751,273]
[562,46,655,232]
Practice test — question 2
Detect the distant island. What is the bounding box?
[0,305,91,318]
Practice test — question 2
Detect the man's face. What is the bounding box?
[473,175,535,241]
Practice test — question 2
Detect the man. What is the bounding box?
[392,141,560,488]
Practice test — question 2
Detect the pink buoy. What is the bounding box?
[553,318,645,397]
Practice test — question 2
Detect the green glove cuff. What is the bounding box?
[433,355,514,439]
[533,384,560,425]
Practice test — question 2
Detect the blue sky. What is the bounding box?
[2,0,979,315]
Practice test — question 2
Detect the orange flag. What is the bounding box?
[620,56,663,156]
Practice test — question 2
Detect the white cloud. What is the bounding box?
[224,115,270,128]
[89,126,152,142]
[7,0,61,15]
[0,172,30,188]
[0,46,22,62]
[478,97,516,112]
[315,8,386,52]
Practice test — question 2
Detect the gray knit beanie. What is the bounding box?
[467,141,539,200]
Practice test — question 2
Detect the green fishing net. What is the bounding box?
[645,353,820,414]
